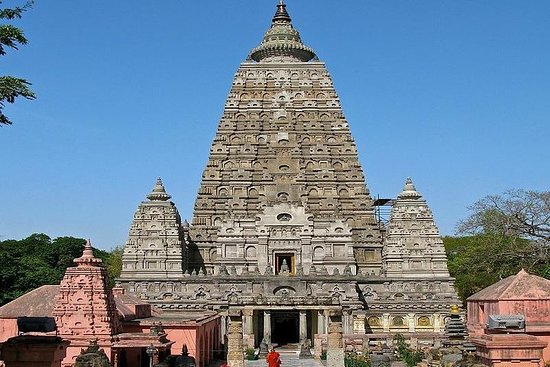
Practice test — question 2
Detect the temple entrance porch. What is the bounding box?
[227,308,346,367]
[242,308,330,349]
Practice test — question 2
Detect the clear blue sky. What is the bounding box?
[1,1,549,250]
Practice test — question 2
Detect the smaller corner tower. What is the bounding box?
[383,178,451,278]
[120,178,187,281]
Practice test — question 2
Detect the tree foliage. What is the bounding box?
[393,334,423,367]
[458,189,549,247]
[0,0,35,125]
[0,233,118,306]
[445,189,550,304]
[105,245,123,286]
[344,350,372,367]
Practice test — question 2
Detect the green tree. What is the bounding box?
[393,334,423,367]
[458,189,549,247]
[0,0,35,125]
[0,234,121,306]
[105,245,123,287]
[445,189,550,304]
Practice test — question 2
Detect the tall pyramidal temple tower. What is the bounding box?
[120,2,459,348]
[188,1,382,278]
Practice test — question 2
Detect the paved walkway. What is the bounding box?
[245,353,324,367]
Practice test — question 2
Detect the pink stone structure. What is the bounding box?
[0,240,220,367]
[52,240,121,366]
[467,269,550,365]
[0,285,59,343]
[113,285,220,367]
[472,333,547,367]
[0,336,68,367]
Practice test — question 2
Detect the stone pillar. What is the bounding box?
[317,310,326,334]
[382,313,390,332]
[220,314,228,356]
[327,311,344,367]
[263,310,271,345]
[243,309,254,348]
[433,313,443,333]
[227,311,244,367]
[353,313,366,334]
[243,310,254,335]
[407,313,416,333]
[299,310,307,342]
[221,314,227,340]
[342,310,353,334]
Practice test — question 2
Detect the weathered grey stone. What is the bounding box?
[119,178,186,282]
[117,1,459,352]
[299,339,314,359]
[441,353,462,365]
[327,349,344,367]
[227,313,244,367]
[371,354,391,367]
[258,338,269,358]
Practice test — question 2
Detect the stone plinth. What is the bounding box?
[226,312,244,367]
[0,335,68,367]
[327,313,344,367]
[472,333,547,367]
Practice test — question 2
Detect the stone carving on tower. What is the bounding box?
[118,1,459,347]
[120,178,187,281]
[53,240,120,366]
[364,178,460,334]
[188,0,382,277]
[383,178,451,278]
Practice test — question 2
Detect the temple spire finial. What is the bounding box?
[250,2,316,62]
[147,177,172,201]
[82,239,94,258]
[273,0,291,23]
[397,177,422,199]
[74,239,103,266]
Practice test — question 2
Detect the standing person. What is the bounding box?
[266,347,281,367]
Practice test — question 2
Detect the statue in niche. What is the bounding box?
[280,259,290,275]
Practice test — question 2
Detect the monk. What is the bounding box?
[266,347,281,367]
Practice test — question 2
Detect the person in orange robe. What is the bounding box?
[266,348,281,367]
